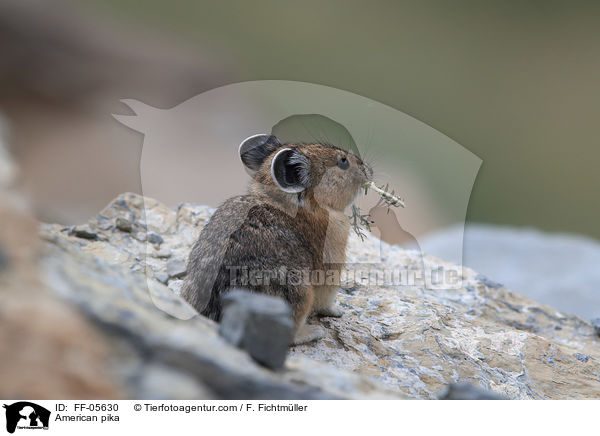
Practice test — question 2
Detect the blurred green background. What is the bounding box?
[77,1,600,239]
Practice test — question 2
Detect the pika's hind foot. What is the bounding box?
[293,324,326,345]
[316,305,343,318]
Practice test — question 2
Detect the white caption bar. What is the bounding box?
[1,400,596,436]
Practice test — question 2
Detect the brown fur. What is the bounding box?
[181,140,372,336]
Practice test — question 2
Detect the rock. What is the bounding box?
[591,319,600,337]
[152,247,172,259]
[167,258,187,279]
[115,217,133,233]
[38,193,600,399]
[155,273,169,285]
[438,382,505,400]
[420,223,600,320]
[68,226,97,240]
[135,364,213,400]
[220,290,295,369]
[0,117,123,399]
[148,232,164,245]
[0,281,125,399]
[39,232,379,399]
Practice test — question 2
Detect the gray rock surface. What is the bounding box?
[40,231,390,399]
[592,319,600,337]
[38,194,403,399]
[220,290,295,369]
[38,193,600,399]
[166,258,187,279]
[420,223,600,321]
[438,382,505,400]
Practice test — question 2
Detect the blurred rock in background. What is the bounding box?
[0,115,123,399]
[0,0,222,399]
[421,224,600,321]
[0,0,229,224]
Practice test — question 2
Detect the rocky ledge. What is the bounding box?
[38,193,600,399]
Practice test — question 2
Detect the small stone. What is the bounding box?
[155,273,169,285]
[152,248,172,259]
[219,289,295,369]
[115,217,133,233]
[69,226,97,240]
[591,318,600,337]
[438,382,505,400]
[133,232,147,242]
[167,259,187,279]
[148,233,164,245]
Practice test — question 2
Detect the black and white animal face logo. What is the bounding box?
[3,402,50,434]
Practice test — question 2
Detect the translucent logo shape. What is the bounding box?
[113,80,481,319]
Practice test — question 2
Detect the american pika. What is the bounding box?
[181,134,372,344]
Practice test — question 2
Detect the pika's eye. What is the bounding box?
[337,155,349,170]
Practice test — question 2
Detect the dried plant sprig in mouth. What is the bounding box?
[349,204,373,241]
[349,182,406,240]
[363,181,405,208]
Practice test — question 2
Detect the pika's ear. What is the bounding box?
[270,148,311,193]
[239,134,281,171]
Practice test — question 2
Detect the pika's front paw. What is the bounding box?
[316,305,343,318]
[293,325,326,345]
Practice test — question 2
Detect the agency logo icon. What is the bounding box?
[3,402,50,434]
